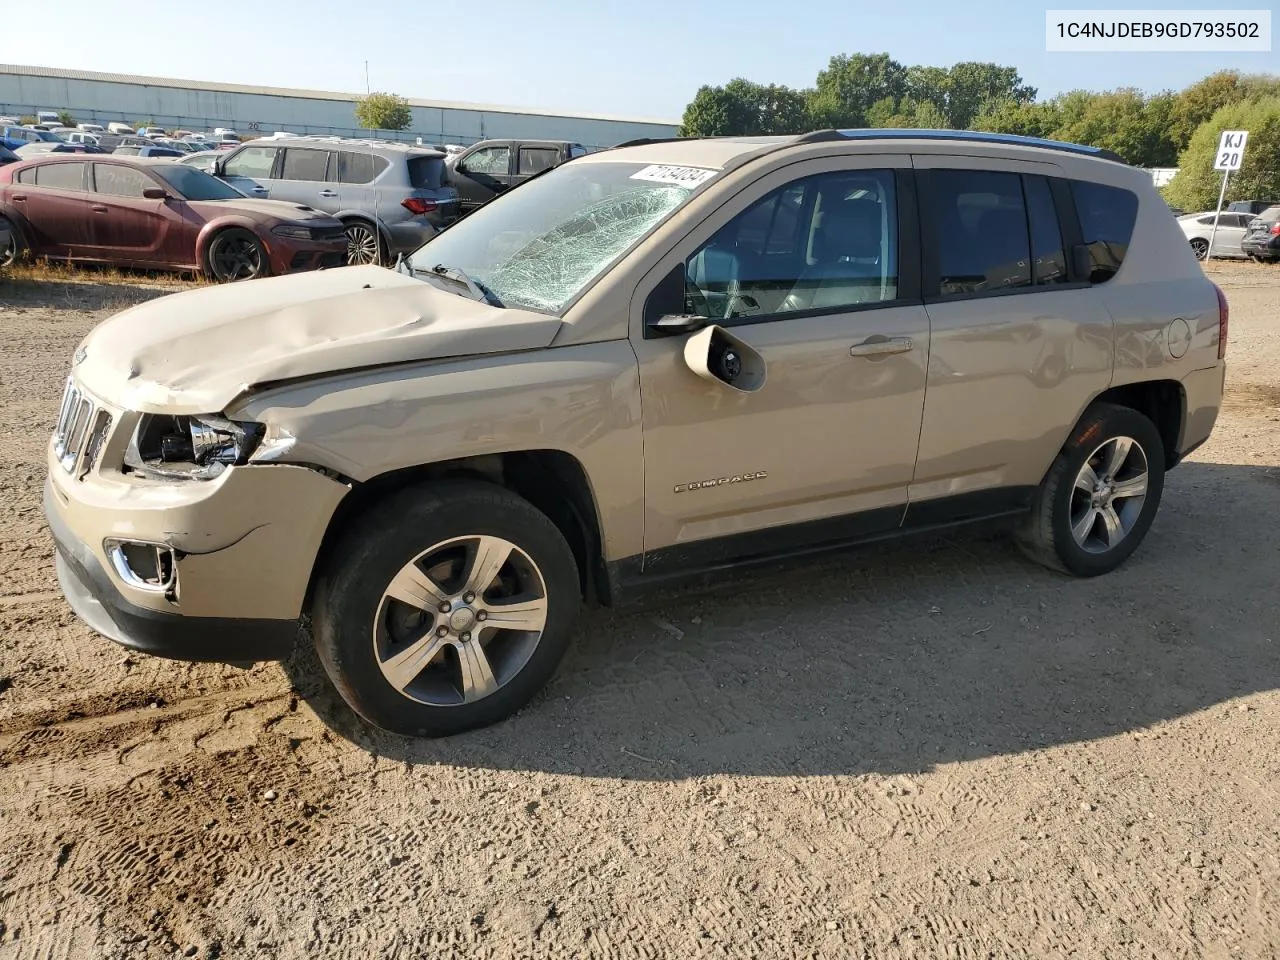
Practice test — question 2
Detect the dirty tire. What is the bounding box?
[1017,402,1166,577]
[1190,238,1209,261]
[311,481,580,737]
[205,227,266,282]
[0,216,26,267]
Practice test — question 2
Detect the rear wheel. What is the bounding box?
[1018,403,1166,577]
[0,217,26,267]
[344,221,382,265]
[205,228,266,282]
[1190,237,1209,260]
[311,481,580,737]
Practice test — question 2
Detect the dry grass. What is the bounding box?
[0,256,205,289]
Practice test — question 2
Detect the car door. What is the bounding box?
[273,146,333,208]
[219,144,279,199]
[629,156,930,570]
[451,143,514,213]
[330,148,390,217]
[908,158,1114,518]
[1216,213,1248,256]
[86,162,187,265]
[8,160,93,257]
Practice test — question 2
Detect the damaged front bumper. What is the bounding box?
[44,429,349,662]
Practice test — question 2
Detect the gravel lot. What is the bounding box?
[1,264,1278,959]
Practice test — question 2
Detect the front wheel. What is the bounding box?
[1017,403,1166,577]
[206,228,266,282]
[1190,237,1209,261]
[311,481,580,737]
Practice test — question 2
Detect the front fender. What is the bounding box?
[194,216,271,267]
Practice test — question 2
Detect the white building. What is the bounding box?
[1146,168,1179,187]
[0,64,679,150]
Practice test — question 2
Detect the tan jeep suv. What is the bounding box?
[44,130,1227,737]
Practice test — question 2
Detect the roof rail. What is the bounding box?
[793,127,1127,164]
[612,136,686,149]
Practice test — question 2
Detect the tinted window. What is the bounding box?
[280,148,329,182]
[93,164,155,198]
[685,169,898,319]
[151,164,243,201]
[933,169,1031,296]
[1024,176,1067,285]
[224,146,278,179]
[15,166,35,184]
[1071,180,1138,283]
[518,147,559,175]
[336,150,389,184]
[35,162,86,190]
[462,146,509,175]
[407,155,445,190]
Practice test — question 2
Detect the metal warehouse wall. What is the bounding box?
[0,66,679,149]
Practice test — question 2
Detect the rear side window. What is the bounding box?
[1071,180,1138,283]
[280,148,329,182]
[35,162,86,190]
[336,150,389,184]
[1024,175,1068,285]
[518,147,559,175]
[932,169,1031,296]
[407,155,445,190]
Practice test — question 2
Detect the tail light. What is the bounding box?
[402,197,438,216]
[1270,222,1280,236]
[1213,281,1228,360]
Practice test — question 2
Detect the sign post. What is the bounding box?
[1208,130,1248,260]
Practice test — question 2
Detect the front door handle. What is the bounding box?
[91,205,108,213]
[850,336,913,358]
[318,189,338,198]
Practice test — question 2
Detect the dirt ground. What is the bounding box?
[1,263,1278,960]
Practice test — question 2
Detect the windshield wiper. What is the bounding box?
[414,262,503,307]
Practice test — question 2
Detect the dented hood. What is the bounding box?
[73,265,563,414]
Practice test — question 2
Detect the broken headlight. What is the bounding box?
[124,414,265,480]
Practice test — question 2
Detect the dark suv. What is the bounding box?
[213,137,460,264]
[447,139,587,213]
[1227,200,1279,215]
[1241,205,1280,261]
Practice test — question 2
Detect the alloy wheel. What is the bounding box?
[1069,436,1149,554]
[1190,238,1209,261]
[372,535,549,706]
[345,223,380,265]
[209,232,264,281]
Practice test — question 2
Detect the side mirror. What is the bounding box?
[683,325,766,393]
[142,187,168,200]
[652,313,708,335]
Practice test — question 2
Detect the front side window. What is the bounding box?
[683,169,899,320]
[92,164,156,198]
[462,146,509,175]
[408,160,711,313]
[1071,180,1138,283]
[35,162,86,191]
[224,146,277,179]
[518,147,559,175]
[280,148,330,182]
[933,169,1031,297]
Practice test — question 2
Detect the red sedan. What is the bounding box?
[0,156,348,281]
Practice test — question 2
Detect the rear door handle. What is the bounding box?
[850,336,913,358]
[11,194,25,201]
[318,189,338,198]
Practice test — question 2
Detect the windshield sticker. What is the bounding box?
[629,164,717,188]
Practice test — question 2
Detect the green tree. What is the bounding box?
[971,99,1062,139]
[943,62,1035,129]
[1170,71,1244,150]
[903,65,950,117]
[679,79,808,137]
[1163,97,1280,212]
[1053,89,1178,167]
[56,110,74,128]
[812,53,908,127]
[355,92,413,131]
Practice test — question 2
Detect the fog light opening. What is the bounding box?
[106,539,177,594]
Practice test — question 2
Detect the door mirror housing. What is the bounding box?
[651,313,709,335]
[683,325,766,393]
[142,187,168,200]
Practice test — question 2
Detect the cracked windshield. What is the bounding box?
[406,163,710,313]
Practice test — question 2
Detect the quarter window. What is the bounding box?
[684,169,899,320]
[223,146,277,179]
[35,162,86,191]
[1071,180,1138,283]
[932,169,1031,297]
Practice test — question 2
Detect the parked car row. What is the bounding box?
[1178,201,1280,261]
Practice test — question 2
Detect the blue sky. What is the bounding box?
[5,0,1277,119]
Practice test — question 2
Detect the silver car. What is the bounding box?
[1179,211,1256,260]
[212,136,460,264]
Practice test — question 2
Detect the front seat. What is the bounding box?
[780,197,885,312]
